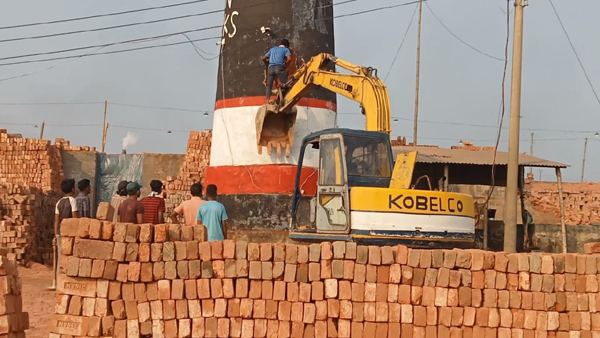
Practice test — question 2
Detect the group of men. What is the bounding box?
[54,179,229,245]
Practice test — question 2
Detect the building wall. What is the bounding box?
[61,150,98,216]
[141,154,185,197]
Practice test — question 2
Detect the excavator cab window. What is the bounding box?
[343,135,391,178]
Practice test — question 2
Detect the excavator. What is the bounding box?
[256,53,476,248]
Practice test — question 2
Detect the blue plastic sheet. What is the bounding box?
[96,154,143,205]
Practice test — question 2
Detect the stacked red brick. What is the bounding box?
[50,220,600,337]
[54,138,96,152]
[0,184,62,265]
[0,256,29,337]
[0,129,62,192]
[526,181,600,225]
[166,130,212,193]
[165,130,212,216]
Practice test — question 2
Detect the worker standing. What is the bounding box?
[263,39,292,102]
[171,183,205,226]
[110,181,129,222]
[196,184,228,241]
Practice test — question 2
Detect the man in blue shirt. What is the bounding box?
[263,39,291,101]
[196,184,228,241]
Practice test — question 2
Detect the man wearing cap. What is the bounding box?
[118,182,145,224]
[110,180,129,222]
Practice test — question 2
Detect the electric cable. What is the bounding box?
[0,36,221,67]
[0,0,213,30]
[0,0,419,67]
[424,1,505,61]
[0,12,223,44]
[548,0,600,109]
[384,3,419,82]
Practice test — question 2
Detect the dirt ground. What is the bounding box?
[18,264,55,338]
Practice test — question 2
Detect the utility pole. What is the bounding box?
[529,132,534,174]
[581,137,588,182]
[39,122,45,140]
[102,123,109,154]
[503,0,527,253]
[413,0,423,146]
[101,100,107,153]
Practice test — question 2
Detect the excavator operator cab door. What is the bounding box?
[315,134,351,234]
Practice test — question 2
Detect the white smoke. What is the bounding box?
[122,132,139,150]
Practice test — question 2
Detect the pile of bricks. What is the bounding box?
[54,138,96,152]
[165,130,212,215]
[526,181,600,225]
[0,255,29,337]
[0,129,63,192]
[0,182,60,264]
[165,130,212,193]
[51,219,600,337]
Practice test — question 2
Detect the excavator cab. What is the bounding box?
[289,128,394,237]
[289,129,477,248]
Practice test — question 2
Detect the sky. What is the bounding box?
[1,0,599,183]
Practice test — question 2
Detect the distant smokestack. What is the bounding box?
[121,149,126,154]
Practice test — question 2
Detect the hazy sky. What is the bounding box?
[1,0,599,183]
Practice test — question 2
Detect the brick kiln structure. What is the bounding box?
[51,219,600,337]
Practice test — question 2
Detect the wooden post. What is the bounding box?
[101,100,107,153]
[39,122,45,140]
[581,137,588,182]
[102,123,109,153]
[556,168,567,253]
[443,164,449,192]
[529,132,534,174]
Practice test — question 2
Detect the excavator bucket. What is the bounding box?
[255,104,297,157]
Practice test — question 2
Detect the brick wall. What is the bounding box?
[525,181,600,225]
[50,219,600,337]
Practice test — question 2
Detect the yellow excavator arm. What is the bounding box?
[256,53,391,157]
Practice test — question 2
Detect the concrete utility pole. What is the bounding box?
[581,137,588,182]
[413,0,423,146]
[529,132,534,174]
[503,0,527,253]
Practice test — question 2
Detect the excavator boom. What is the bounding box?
[256,53,391,156]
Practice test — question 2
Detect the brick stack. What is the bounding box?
[0,255,29,337]
[165,130,212,216]
[54,138,96,152]
[0,129,63,192]
[50,219,600,337]
[526,181,600,225]
[0,183,60,264]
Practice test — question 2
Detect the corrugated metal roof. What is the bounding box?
[393,146,568,168]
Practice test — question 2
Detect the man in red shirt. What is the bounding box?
[141,180,166,224]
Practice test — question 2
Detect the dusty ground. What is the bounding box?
[18,264,55,338]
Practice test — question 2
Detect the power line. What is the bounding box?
[548,0,600,109]
[384,3,418,82]
[109,102,212,113]
[0,27,221,62]
[0,1,419,67]
[0,101,103,106]
[0,36,221,67]
[0,0,212,30]
[424,2,505,62]
[0,12,223,44]
[334,1,423,19]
